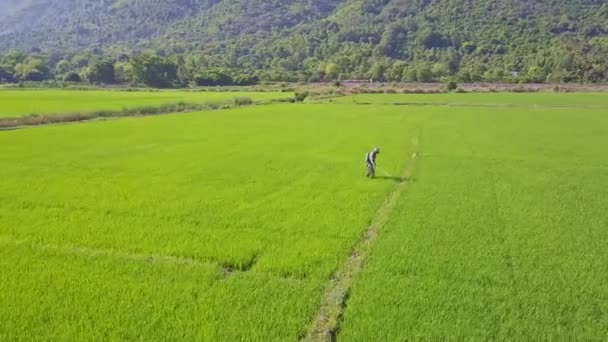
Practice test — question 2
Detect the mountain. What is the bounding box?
[1,0,607,83]
[0,0,217,50]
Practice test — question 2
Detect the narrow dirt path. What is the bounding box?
[304,135,420,342]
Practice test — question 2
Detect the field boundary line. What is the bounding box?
[351,101,608,110]
[304,134,420,342]
[0,235,254,275]
[0,97,293,129]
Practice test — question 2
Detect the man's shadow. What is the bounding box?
[375,176,406,183]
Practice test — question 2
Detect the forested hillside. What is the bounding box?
[0,0,215,49]
[1,0,607,84]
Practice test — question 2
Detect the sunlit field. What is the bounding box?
[0,89,286,118]
[1,91,607,339]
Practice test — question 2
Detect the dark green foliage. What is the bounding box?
[63,72,82,83]
[11,56,50,81]
[417,29,450,49]
[194,71,233,86]
[446,80,458,92]
[0,0,217,51]
[131,55,178,88]
[233,75,259,86]
[0,65,16,83]
[294,91,309,102]
[233,96,253,106]
[83,60,115,84]
[416,65,433,82]
[192,72,258,86]
[0,0,607,84]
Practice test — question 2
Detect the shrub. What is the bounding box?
[63,72,82,83]
[233,75,259,86]
[194,72,233,86]
[234,97,253,106]
[552,85,571,93]
[205,102,222,110]
[294,91,309,102]
[512,85,524,92]
[446,80,458,91]
[511,85,537,93]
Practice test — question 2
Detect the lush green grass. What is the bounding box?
[0,90,287,118]
[0,103,418,339]
[340,105,608,339]
[335,92,608,107]
[2,92,608,339]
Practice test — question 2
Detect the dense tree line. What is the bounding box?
[1,40,607,86]
[0,0,607,85]
[0,50,260,87]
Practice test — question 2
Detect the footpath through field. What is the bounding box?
[335,100,608,340]
[305,135,420,341]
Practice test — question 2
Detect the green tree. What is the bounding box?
[193,70,233,86]
[416,64,433,82]
[131,54,177,88]
[324,63,339,80]
[114,61,134,83]
[417,28,449,49]
[546,70,575,83]
[54,59,72,76]
[376,23,409,59]
[14,57,47,81]
[63,72,82,82]
[0,64,16,82]
[445,80,458,91]
[457,68,472,82]
[432,63,448,78]
[369,62,386,81]
[1,50,28,67]
[83,59,115,84]
[233,74,259,86]
[526,66,546,83]
[386,61,407,82]
[175,55,192,86]
[461,41,476,54]
[483,68,505,82]
[72,54,90,68]
[402,66,417,82]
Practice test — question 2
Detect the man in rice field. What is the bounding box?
[365,147,380,178]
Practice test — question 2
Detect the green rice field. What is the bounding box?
[1,90,607,340]
[335,92,608,108]
[0,89,286,118]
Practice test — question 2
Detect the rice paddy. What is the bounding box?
[0,89,286,118]
[1,90,607,340]
[334,92,608,108]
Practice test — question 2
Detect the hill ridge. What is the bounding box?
[0,0,607,83]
